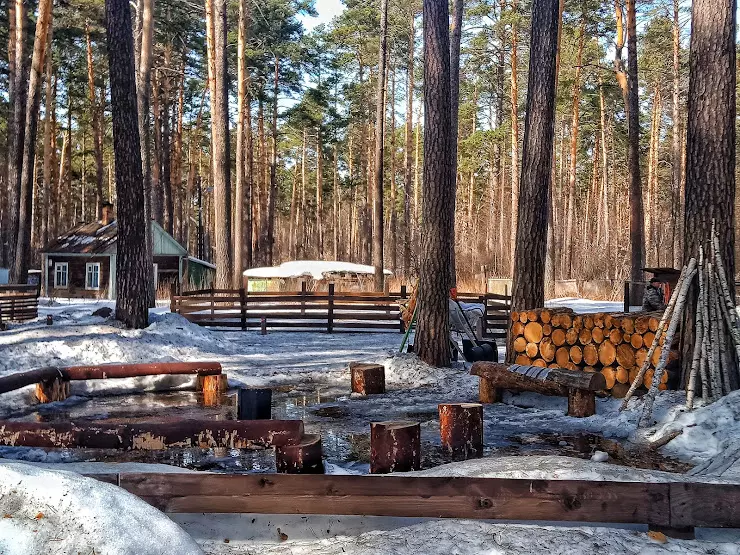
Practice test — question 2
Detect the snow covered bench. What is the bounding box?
[470,361,606,417]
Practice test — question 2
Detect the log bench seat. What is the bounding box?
[470,361,606,417]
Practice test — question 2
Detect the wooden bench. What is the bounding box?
[470,362,606,417]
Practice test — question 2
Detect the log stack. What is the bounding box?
[509,308,672,396]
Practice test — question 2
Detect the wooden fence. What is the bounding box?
[0,284,40,324]
[171,285,511,337]
[88,472,740,531]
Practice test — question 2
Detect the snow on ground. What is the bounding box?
[0,461,202,554]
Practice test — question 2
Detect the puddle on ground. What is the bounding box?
[3,385,692,474]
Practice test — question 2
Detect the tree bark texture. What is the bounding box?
[105,0,149,328]
[417,0,455,368]
[511,0,559,313]
[373,0,389,291]
[449,0,463,288]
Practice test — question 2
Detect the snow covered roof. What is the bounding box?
[187,256,216,269]
[244,260,393,280]
[44,221,119,254]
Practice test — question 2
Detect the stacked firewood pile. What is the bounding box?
[509,308,671,396]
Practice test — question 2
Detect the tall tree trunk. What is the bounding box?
[509,0,519,275]
[41,27,54,249]
[613,0,629,106]
[267,56,279,266]
[300,128,307,258]
[136,0,155,306]
[403,15,415,275]
[511,0,559,312]
[86,24,105,219]
[161,46,173,235]
[333,143,339,260]
[173,60,185,243]
[626,0,645,303]
[681,0,736,388]
[316,127,324,257]
[12,0,53,283]
[417,0,454,367]
[598,78,610,254]
[671,0,682,268]
[646,86,661,266]
[562,18,585,280]
[151,71,163,223]
[449,0,463,288]
[234,0,249,280]
[389,66,398,273]
[105,0,149,328]
[208,0,233,288]
[373,0,389,290]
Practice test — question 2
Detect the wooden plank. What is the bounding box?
[0,419,304,449]
[113,473,670,525]
[669,482,740,528]
[0,284,40,292]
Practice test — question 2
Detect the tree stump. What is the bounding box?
[479,378,500,403]
[438,403,483,460]
[350,362,385,395]
[197,374,229,393]
[567,388,595,417]
[35,377,70,403]
[275,434,324,474]
[237,388,272,420]
[370,421,420,474]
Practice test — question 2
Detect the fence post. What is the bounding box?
[170,282,177,313]
[240,288,247,331]
[327,283,334,333]
[623,281,630,313]
[301,281,306,315]
[399,286,407,333]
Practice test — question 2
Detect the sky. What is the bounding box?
[299,0,346,31]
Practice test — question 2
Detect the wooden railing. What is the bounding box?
[0,284,40,324]
[171,285,511,337]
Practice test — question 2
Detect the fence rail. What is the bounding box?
[171,285,511,337]
[0,284,40,324]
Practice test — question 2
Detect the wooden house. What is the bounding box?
[42,204,189,299]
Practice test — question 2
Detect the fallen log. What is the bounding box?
[0,419,304,450]
[63,361,222,380]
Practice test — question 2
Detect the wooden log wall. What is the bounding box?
[510,308,672,396]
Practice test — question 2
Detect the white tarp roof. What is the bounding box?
[243,260,393,280]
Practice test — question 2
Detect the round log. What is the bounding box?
[540,309,552,324]
[615,366,629,384]
[524,322,544,343]
[66,361,223,380]
[583,344,599,366]
[567,388,596,417]
[604,314,615,329]
[350,362,386,395]
[539,337,556,362]
[644,331,656,348]
[513,336,528,353]
[542,323,553,336]
[630,334,644,349]
[527,310,539,322]
[572,316,583,332]
[555,347,571,368]
[648,317,660,332]
[578,328,592,345]
[583,365,597,373]
[275,434,324,474]
[479,378,500,403]
[565,328,579,346]
[439,403,484,460]
[616,343,636,368]
[644,369,655,388]
[551,329,566,346]
[550,314,561,327]
[565,362,578,371]
[569,346,583,365]
[515,354,533,365]
[525,342,539,358]
[610,382,630,399]
[519,312,528,323]
[623,333,632,344]
[609,315,622,330]
[635,316,650,334]
[601,367,617,389]
[370,421,421,474]
[558,314,573,329]
[593,313,606,328]
[598,340,616,366]
[609,329,623,345]
[470,362,605,392]
[591,327,605,344]
[583,315,594,330]
[35,378,70,404]
[197,374,229,394]
[511,322,525,336]
[629,366,639,383]
[621,317,635,334]
[532,359,547,368]
[511,311,520,322]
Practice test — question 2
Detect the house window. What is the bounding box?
[86,263,101,290]
[54,262,68,288]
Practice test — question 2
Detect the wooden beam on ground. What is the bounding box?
[63,361,222,380]
[471,362,606,392]
[0,419,304,450]
[85,473,740,530]
[0,367,64,394]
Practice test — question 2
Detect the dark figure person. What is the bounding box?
[642,278,667,312]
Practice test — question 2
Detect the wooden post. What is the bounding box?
[567,388,596,418]
[237,387,272,420]
[399,285,407,332]
[624,281,631,312]
[439,403,483,460]
[327,283,334,333]
[275,434,324,474]
[261,316,267,335]
[196,374,229,394]
[370,421,420,474]
[170,282,177,312]
[350,362,385,395]
[239,288,247,331]
[479,378,500,403]
[300,280,306,315]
